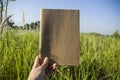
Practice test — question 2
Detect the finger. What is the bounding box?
[32,55,41,69]
[46,63,57,73]
[41,57,49,70]
[46,63,57,77]
[52,63,57,69]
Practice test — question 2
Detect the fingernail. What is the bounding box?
[53,63,57,69]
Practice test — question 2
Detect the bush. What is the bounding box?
[112,31,120,39]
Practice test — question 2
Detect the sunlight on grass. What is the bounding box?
[0,30,120,80]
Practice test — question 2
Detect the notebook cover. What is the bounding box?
[39,9,80,65]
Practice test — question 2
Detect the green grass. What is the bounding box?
[0,29,120,80]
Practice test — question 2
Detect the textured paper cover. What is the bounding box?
[39,9,80,65]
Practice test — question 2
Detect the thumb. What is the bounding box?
[32,56,41,69]
[41,57,49,70]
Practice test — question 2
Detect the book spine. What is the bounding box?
[39,9,43,57]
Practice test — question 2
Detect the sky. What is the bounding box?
[7,0,120,35]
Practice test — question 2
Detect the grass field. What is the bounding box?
[0,29,120,80]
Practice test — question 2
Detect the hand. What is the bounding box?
[28,55,57,80]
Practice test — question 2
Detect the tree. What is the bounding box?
[25,23,29,30]
[21,9,25,29]
[36,21,40,29]
[34,22,37,29]
[29,21,40,30]
[7,19,14,28]
[3,0,15,21]
[0,0,3,23]
[112,31,120,39]
[30,22,34,29]
[0,14,13,33]
[0,0,15,33]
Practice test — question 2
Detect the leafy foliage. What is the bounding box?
[112,31,120,39]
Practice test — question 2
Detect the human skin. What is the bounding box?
[28,55,57,80]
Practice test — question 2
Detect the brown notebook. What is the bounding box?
[39,9,80,65]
